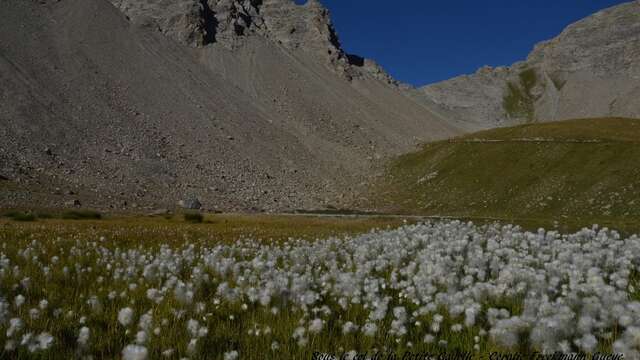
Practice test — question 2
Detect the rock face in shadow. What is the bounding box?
[416,1,640,130]
[0,0,456,212]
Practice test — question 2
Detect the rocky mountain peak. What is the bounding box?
[526,1,640,76]
[416,1,640,129]
[109,0,401,84]
[109,0,339,49]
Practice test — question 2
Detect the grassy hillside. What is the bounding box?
[369,118,640,229]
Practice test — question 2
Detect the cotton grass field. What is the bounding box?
[0,215,639,359]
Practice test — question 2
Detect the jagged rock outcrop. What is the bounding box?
[109,0,403,83]
[416,1,640,130]
[109,0,210,46]
[108,0,344,54]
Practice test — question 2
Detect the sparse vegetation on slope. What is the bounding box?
[369,118,640,230]
[503,68,538,121]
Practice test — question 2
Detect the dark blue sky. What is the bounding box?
[296,0,630,86]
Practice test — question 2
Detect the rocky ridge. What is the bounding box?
[110,0,405,86]
[417,1,640,130]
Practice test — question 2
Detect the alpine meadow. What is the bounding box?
[1,0,640,359]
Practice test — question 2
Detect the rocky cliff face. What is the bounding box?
[109,0,404,85]
[417,1,640,130]
[110,0,338,50]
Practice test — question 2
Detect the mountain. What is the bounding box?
[2,0,639,213]
[416,1,640,130]
[0,0,458,212]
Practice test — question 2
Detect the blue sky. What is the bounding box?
[296,0,630,87]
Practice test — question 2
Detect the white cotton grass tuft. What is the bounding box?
[135,330,148,345]
[187,338,198,355]
[7,318,24,337]
[138,313,153,331]
[77,327,90,348]
[292,326,308,347]
[187,319,208,338]
[344,350,357,360]
[118,308,134,327]
[36,332,54,350]
[342,321,358,335]
[0,299,8,324]
[162,349,175,357]
[362,322,378,337]
[14,295,25,308]
[575,333,598,352]
[4,220,640,355]
[122,344,148,360]
[423,334,435,344]
[20,332,54,353]
[308,318,324,334]
[187,319,199,337]
[4,339,16,351]
[224,350,239,360]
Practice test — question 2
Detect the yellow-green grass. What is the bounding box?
[0,213,409,245]
[368,118,640,234]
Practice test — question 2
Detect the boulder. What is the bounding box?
[179,197,202,210]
